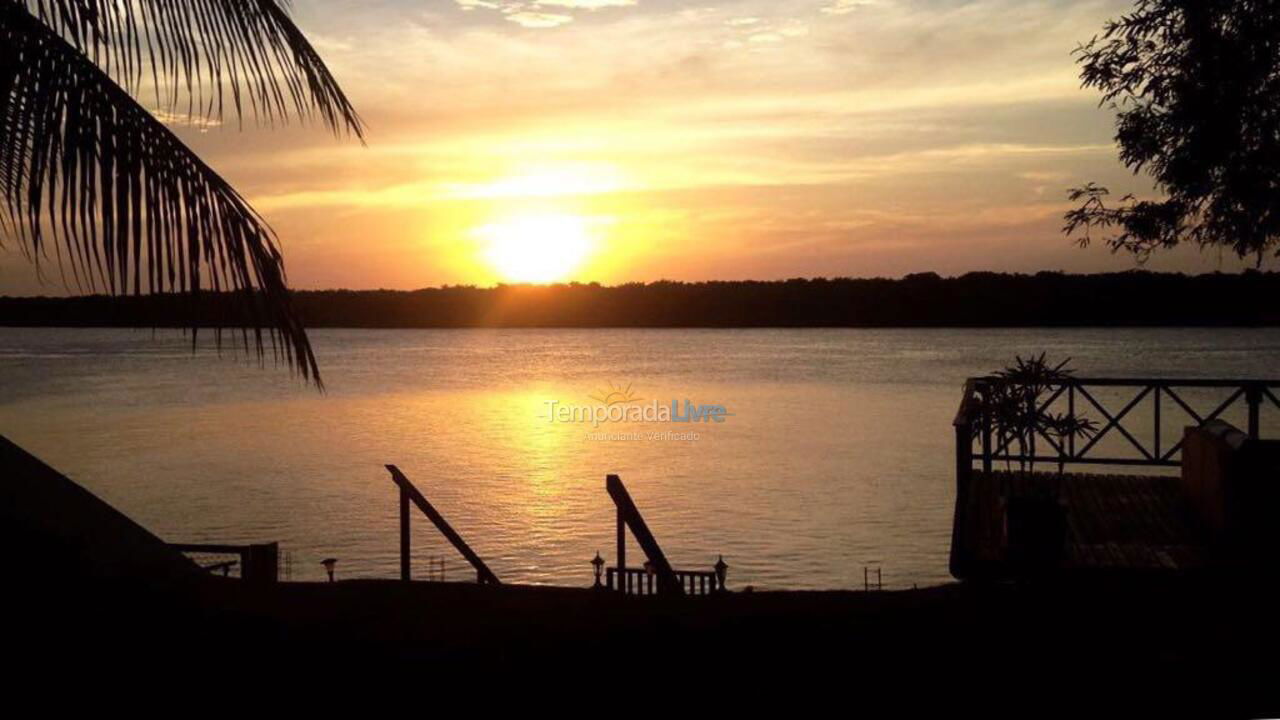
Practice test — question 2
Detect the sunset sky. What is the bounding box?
[0,0,1262,294]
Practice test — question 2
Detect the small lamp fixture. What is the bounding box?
[591,551,605,588]
[714,555,728,591]
[321,558,338,583]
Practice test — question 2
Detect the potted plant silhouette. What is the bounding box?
[983,354,1097,573]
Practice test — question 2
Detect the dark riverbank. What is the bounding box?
[3,433,1277,709]
[4,271,1280,329]
[9,572,1279,712]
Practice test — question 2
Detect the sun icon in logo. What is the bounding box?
[590,381,642,406]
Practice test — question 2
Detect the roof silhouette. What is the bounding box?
[0,434,198,582]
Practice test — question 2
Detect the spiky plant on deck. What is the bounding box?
[984,354,1099,570]
[985,353,1099,478]
[0,0,364,386]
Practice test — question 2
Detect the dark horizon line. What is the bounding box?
[1,267,1276,299]
[3,270,1278,330]
[3,323,1278,331]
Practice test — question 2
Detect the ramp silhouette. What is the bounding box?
[0,435,197,581]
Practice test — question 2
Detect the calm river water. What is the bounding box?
[3,327,1277,588]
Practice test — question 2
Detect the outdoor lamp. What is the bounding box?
[591,551,604,588]
[714,555,728,591]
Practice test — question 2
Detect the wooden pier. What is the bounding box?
[956,470,1208,574]
[951,377,1280,580]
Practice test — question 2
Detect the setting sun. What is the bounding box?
[476,213,597,284]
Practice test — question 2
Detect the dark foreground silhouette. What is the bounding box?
[3,435,1279,712]
[3,271,1279,329]
[10,572,1280,711]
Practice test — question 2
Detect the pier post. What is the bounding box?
[1154,384,1161,458]
[979,383,992,474]
[956,420,973,499]
[243,542,279,585]
[951,380,977,580]
[399,483,410,582]
[1247,383,1262,440]
[615,506,626,593]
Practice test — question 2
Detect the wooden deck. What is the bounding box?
[952,470,1210,578]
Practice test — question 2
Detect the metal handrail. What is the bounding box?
[954,377,1279,469]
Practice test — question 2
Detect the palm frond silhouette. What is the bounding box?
[0,0,364,386]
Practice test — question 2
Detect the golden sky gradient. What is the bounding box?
[0,0,1262,293]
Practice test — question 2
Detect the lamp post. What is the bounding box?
[591,551,605,589]
[714,555,728,592]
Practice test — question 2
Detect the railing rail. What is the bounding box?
[601,474,729,595]
[955,377,1279,470]
[387,465,500,585]
[168,542,278,585]
[950,376,1278,579]
[607,473,682,595]
[606,566,722,596]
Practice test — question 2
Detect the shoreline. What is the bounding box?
[3,271,1279,329]
[14,572,1280,700]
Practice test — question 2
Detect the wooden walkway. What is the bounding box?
[953,471,1210,577]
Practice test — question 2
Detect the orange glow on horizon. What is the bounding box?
[475,212,601,284]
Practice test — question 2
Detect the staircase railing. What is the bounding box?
[603,474,728,595]
[387,465,500,585]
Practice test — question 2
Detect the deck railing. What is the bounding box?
[955,377,1280,472]
[606,566,723,596]
[168,542,278,585]
[951,376,1279,579]
[601,474,728,596]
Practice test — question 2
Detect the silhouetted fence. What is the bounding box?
[602,474,728,596]
[168,542,278,585]
[956,377,1280,474]
[606,566,723,595]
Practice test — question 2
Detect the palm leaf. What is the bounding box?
[0,1,321,384]
[17,0,363,136]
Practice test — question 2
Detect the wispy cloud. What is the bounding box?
[454,0,637,29]
[148,108,222,130]
[137,0,1219,289]
[506,11,573,28]
[537,0,636,8]
[820,0,882,16]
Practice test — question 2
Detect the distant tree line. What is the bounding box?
[1,272,1278,329]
